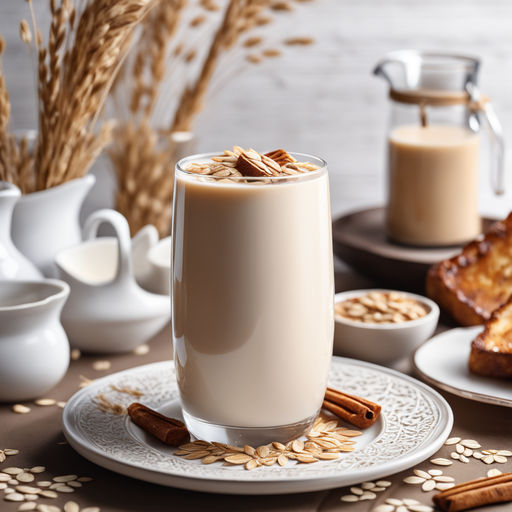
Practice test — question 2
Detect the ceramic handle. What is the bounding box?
[82,209,133,285]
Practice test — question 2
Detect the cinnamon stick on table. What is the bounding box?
[128,403,190,446]
[322,387,381,429]
[433,472,512,512]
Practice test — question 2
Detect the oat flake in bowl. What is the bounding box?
[335,290,429,325]
[333,289,439,366]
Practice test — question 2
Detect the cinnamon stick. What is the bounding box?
[433,473,512,512]
[128,403,190,446]
[322,387,381,429]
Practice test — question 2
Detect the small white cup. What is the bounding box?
[334,289,439,366]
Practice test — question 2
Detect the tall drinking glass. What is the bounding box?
[172,152,333,445]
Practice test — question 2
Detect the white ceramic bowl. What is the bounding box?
[333,289,439,366]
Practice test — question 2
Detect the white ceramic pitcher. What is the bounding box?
[0,182,42,280]
[55,209,170,353]
[12,174,96,277]
[0,279,70,401]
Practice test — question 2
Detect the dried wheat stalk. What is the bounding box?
[133,0,186,117]
[110,120,176,235]
[0,0,152,193]
[0,35,12,183]
[0,36,33,190]
[33,0,154,191]
[111,0,315,235]
[170,0,275,132]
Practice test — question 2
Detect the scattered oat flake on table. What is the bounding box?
[4,492,24,501]
[53,475,77,483]
[460,439,481,449]
[487,468,502,477]
[403,468,454,491]
[404,476,425,484]
[133,344,150,355]
[34,398,56,406]
[39,489,58,498]
[430,458,452,466]
[4,467,23,475]
[373,506,395,512]
[341,480,386,502]
[64,502,79,512]
[92,360,111,371]
[16,484,40,494]
[57,402,66,408]
[55,485,74,493]
[422,479,436,491]
[4,448,20,456]
[444,437,461,445]
[70,349,81,360]
[472,449,509,464]
[18,472,35,482]
[12,404,30,414]
[341,495,359,502]
[18,503,37,511]
[375,499,433,512]
[37,505,62,512]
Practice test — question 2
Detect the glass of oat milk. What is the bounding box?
[374,51,505,246]
[171,150,334,445]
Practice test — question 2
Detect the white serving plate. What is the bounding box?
[413,327,512,408]
[62,357,453,495]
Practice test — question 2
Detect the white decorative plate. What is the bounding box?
[62,357,453,494]
[413,327,512,408]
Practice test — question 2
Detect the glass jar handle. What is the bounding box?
[469,86,505,195]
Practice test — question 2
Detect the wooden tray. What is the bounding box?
[333,207,495,292]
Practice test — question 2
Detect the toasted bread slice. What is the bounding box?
[426,213,512,326]
[469,300,512,378]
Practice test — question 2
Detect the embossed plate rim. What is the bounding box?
[62,357,453,494]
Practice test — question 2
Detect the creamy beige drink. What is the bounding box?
[172,149,333,442]
[387,124,480,246]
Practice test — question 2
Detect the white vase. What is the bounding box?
[12,175,96,277]
[0,279,70,402]
[0,182,42,280]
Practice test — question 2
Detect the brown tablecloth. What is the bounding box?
[1,269,512,512]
